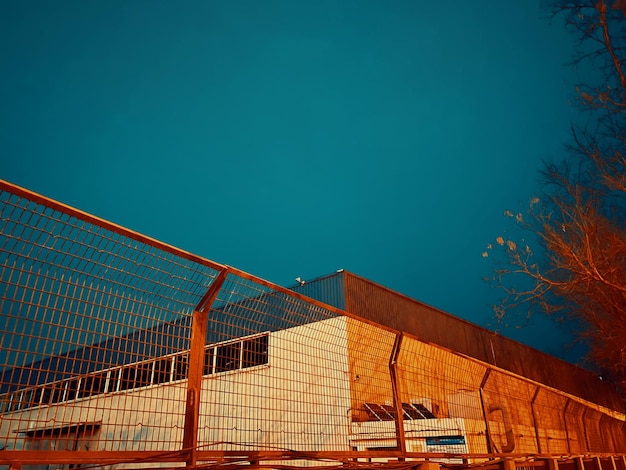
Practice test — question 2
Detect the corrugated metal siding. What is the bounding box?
[342,271,624,414]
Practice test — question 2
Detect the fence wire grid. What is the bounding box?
[0,180,625,470]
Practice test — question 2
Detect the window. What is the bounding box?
[40,386,52,406]
[215,342,240,373]
[173,353,188,381]
[153,357,173,384]
[204,333,268,376]
[78,372,107,398]
[20,389,35,409]
[135,361,153,388]
[1,388,43,412]
[118,366,136,391]
[2,333,271,411]
[65,379,79,401]
[242,335,269,368]
[30,387,43,408]
[48,383,64,404]
[107,369,119,393]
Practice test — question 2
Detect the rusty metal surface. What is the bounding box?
[343,271,624,413]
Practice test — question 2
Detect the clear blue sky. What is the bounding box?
[1,1,585,361]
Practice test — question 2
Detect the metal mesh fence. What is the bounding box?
[0,180,625,469]
[0,184,222,460]
[197,273,347,455]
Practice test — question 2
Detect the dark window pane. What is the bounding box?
[78,373,107,398]
[50,384,64,404]
[41,386,52,405]
[135,362,153,388]
[215,343,241,373]
[65,380,79,401]
[31,388,43,408]
[154,358,172,384]
[107,370,119,393]
[173,354,189,381]
[21,389,34,410]
[119,366,136,391]
[242,335,269,368]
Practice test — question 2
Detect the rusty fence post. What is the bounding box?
[479,369,494,455]
[531,386,542,454]
[389,333,406,458]
[563,398,572,455]
[502,459,516,470]
[183,269,228,467]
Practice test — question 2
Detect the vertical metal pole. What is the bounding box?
[389,333,406,458]
[183,269,228,467]
[582,407,591,454]
[530,386,542,454]
[502,460,516,470]
[479,369,493,455]
[563,398,572,455]
[603,414,618,454]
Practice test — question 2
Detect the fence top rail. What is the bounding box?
[0,179,363,324]
[0,179,225,273]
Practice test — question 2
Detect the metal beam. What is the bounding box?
[388,332,406,456]
[183,268,228,466]
[531,386,542,454]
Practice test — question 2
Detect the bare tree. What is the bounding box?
[487,0,626,393]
